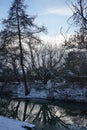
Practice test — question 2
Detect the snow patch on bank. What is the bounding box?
[0,116,35,130]
[16,80,87,103]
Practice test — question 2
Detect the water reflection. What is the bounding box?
[0,98,87,130]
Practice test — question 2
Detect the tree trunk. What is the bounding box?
[18,31,29,95]
[16,2,29,95]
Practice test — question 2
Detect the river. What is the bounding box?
[0,98,87,130]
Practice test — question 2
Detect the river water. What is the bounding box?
[0,98,87,130]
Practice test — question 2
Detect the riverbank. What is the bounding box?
[16,81,87,103]
[1,80,87,103]
[0,116,35,130]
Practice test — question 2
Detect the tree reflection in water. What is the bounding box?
[0,98,87,130]
[0,99,71,130]
[30,104,70,130]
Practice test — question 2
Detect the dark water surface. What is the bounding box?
[0,98,87,130]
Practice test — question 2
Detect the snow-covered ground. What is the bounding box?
[16,80,87,103]
[1,79,87,103]
[0,116,35,130]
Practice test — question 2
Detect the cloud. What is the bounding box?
[40,7,72,16]
[40,34,72,45]
[40,35,65,45]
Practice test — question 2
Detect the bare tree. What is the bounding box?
[1,0,46,95]
[68,0,87,49]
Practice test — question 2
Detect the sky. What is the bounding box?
[0,0,75,43]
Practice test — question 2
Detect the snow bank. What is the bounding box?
[16,81,87,103]
[29,88,48,99]
[53,85,87,102]
[0,116,35,130]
